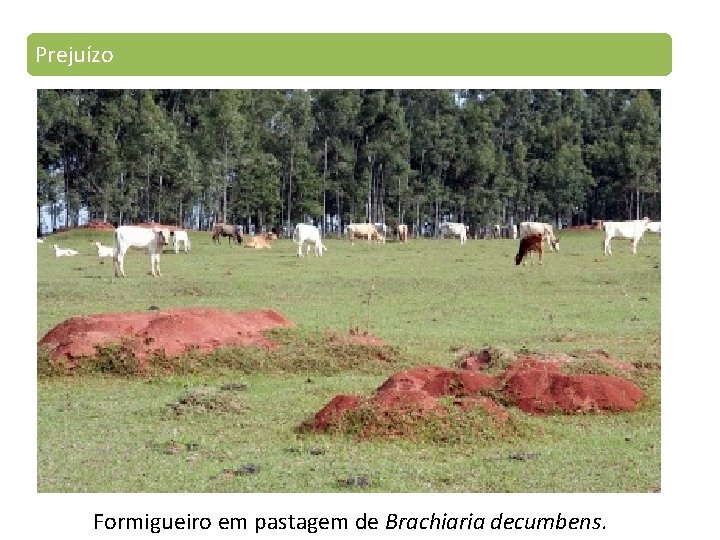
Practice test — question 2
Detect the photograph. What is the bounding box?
[36,88,661,493]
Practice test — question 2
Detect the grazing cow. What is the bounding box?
[397,224,408,243]
[113,226,167,277]
[439,222,468,244]
[515,233,544,266]
[347,223,383,245]
[603,218,650,255]
[293,223,327,257]
[92,241,115,258]
[53,244,79,257]
[519,221,559,251]
[211,223,242,245]
[171,230,191,253]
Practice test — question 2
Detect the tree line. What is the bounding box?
[37,89,660,235]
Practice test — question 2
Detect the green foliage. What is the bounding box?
[37,89,661,233]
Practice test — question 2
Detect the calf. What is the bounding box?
[293,223,327,257]
[603,218,650,255]
[171,230,191,253]
[113,226,167,277]
[92,241,115,258]
[212,223,242,245]
[519,221,559,251]
[53,244,79,257]
[515,233,544,265]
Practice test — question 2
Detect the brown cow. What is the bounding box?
[515,233,544,266]
[212,223,243,245]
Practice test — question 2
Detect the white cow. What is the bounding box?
[602,218,650,255]
[171,230,191,253]
[293,223,327,257]
[397,224,409,243]
[347,223,383,245]
[53,244,79,257]
[645,221,661,234]
[113,226,168,277]
[439,222,467,244]
[92,241,115,258]
[518,222,559,251]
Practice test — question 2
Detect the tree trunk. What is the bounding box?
[336,188,341,239]
[323,137,328,233]
[287,148,294,235]
[146,159,151,222]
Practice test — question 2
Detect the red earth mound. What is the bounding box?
[39,308,295,371]
[304,353,646,435]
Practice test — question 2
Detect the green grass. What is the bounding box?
[37,228,661,492]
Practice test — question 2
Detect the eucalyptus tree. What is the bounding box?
[401,90,458,234]
[456,90,508,227]
[271,90,320,232]
[311,89,363,233]
[540,90,594,225]
[355,90,410,226]
[203,90,246,224]
[231,90,285,230]
[620,89,661,219]
[36,90,100,228]
[37,90,63,231]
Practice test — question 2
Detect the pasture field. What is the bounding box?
[37,228,661,492]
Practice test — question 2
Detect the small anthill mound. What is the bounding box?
[346,327,387,347]
[301,348,646,441]
[38,307,295,373]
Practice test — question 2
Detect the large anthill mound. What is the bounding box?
[301,348,647,440]
[38,308,295,372]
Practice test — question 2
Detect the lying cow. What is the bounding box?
[439,222,468,244]
[293,223,327,257]
[515,233,544,266]
[518,221,559,251]
[244,234,273,249]
[211,223,243,245]
[603,218,650,255]
[347,223,384,245]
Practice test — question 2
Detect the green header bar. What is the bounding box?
[27,33,672,76]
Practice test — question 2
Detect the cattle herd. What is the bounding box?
[43,217,660,276]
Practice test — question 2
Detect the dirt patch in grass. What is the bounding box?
[301,348,646,441]
[165,386,248,417]
[38,307,295,373]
